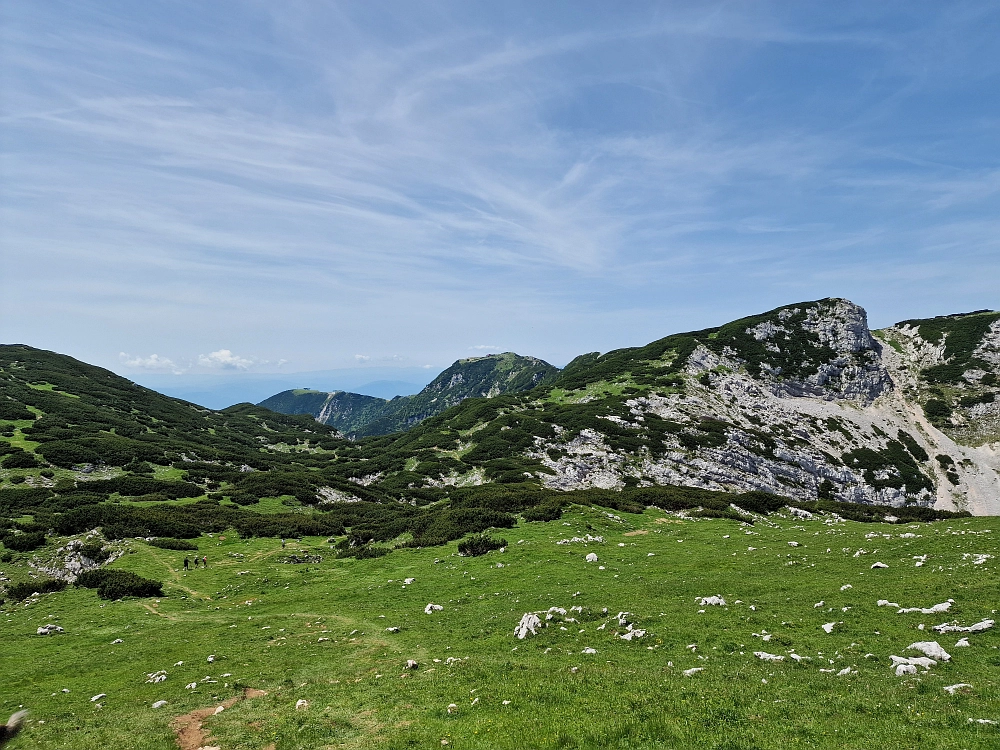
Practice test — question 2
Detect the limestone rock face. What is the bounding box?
[522,299,1000,514]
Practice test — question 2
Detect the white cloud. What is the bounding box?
[119,352,180,372]
[198,349,254,370]
[354,354,371,362]
[471,345,500,351]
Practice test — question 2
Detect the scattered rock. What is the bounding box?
[424,603,443,614]
[111,638,123,644]
[944,683,973,695]
[933,619,994,634]
[514,613,543,639]
[840,584,852,591]
[295,699,309,710]
[909,641,951,661]
[698,596,726,606]
[386,627,400,633]
[877,600,900,608]
[447,703,458,714]
[582,648,597,654]
[895,664,918,676]
[152,700,168,709]
[754,652,784,662]
[585,553,598,563]
[955,638,971,647]
[871,562,889,569]
[90,694,106,702]
[37,624,64,636]
[682,668,704,677]
[822,622,837,634]
[898,601,953,615]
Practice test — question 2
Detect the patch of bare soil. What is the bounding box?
[170,688,267,750]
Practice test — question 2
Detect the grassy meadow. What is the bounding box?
[3,506,999,749]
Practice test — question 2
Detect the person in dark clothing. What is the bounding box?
[202,556,207,568]
[183,557,189,570]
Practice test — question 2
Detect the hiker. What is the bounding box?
[281,538,285,549]
[202,555,207,568]
[183,557,189,570]
[192,556,198,569]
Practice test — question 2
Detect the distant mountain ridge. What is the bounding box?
[258,352,560,437]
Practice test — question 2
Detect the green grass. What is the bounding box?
[3,508,1000,749]
[27,382,81,398]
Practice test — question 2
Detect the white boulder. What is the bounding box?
[754,652,784,662]
[514,613,543,639]
[944,683,972,695]
[909,641,951,661]
[933,618,994,634]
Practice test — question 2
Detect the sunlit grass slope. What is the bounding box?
[3,507,999,749]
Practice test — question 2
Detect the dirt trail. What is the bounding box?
[170,688,267,750]
[141,602,178,620]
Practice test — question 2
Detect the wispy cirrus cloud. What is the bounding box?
[3,2,999,375]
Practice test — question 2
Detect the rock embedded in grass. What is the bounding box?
[908,641,951,661]
[933,618,994,634]
[514,613,542,639]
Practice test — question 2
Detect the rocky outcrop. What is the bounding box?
[516,300,999,514]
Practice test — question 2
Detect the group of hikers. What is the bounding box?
[182,556,208,570]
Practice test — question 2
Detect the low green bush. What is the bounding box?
[1,450,42,469]
[6,578,66,600]
[458,533,507,557]
[75,569,163,599]
[147,537,198,551]
[1,531,46,552]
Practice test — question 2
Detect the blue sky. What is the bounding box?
[3,1,1000,393]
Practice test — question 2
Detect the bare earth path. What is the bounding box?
[170,688,268,750]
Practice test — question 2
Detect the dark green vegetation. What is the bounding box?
[74,568,163,600]
[889,310,1000,438]
[260,352,559,437]
[898,310,1000,385]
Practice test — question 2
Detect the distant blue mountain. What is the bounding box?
[127,367,436,409]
